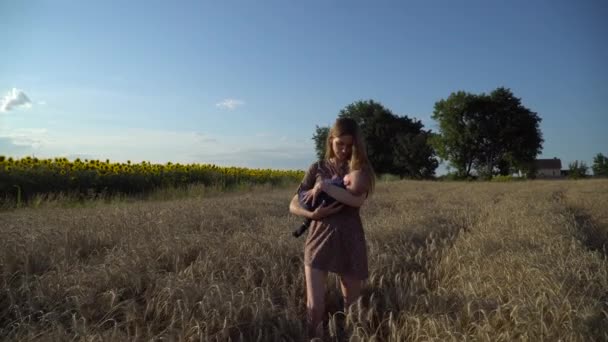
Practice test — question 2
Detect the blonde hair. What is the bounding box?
[325,117,376,194]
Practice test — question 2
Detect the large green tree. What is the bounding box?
[431,87,543,178]
[568,160,589,179]
[312,125,329,160]
[592,153,608,177]
[312,100,438,178]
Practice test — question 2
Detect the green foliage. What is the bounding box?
[592,153,608,177]
[431,87,543,179]
[13,185,22,207]
[312,126,329,161]
[436,172,477,181]
[313,100,438,179]
[491,175,517,182]
[568,160,589,179]
[377,173,401,182]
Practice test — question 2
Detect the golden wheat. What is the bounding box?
[0,180,606,341]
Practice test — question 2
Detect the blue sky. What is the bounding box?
[1,0,606,173]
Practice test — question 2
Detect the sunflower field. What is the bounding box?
[0,156,304,203]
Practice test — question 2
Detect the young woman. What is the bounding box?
[289,117,376,339]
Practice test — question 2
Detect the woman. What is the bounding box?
[289,117,376,339]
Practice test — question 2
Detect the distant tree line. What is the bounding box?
[568,153,608,179]
[312,100,437,179]
[313,87,552,180]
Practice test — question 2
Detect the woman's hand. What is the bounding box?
[301,182,323,206]
[310,201,343,220]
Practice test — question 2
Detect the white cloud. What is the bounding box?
[38,101,47,105]
[0,126,314,170]
[253,133,290,143]
[0,88,33,112]
[189,134,315,169]
[0,128,207,163]
[194,132,218,143]
[190,145,314,170]
[216,98,244,110]
[0,128,47,149]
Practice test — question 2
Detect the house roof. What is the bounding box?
[535,158,562,169]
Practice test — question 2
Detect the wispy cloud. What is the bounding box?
[0,127,214,163]
[0,128,47,150]
[216,98,244,110]
[0,137,33,154]
[190,144,314,170]
[257,134,288,142]
[0,126,314,170]
[0,88,32,112]
[194,132,218,143]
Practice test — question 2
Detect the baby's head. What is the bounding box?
[343,173,352,188]
[343,170,365,194]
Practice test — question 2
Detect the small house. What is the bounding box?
[534,158,562,178]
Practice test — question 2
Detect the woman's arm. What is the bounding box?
[289,161,344,218]
[321,170,370,208]
[289,194,344,219]
[321,184,366,207]
[289,194,313,219]
[300,181,323,207]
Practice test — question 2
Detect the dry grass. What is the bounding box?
[1,180,607,341]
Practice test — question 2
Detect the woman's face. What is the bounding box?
[331,134,353,161]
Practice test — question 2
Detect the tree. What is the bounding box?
[429,91,479,177]
[391,124,438,178]
[431,87,543,179]
[312,100,438,178]
[592,153,608,177]
[312,126,329,161]
[568,160,588,179]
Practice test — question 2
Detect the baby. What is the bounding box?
[292,171,358,238]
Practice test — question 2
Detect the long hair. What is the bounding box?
[325,117,376,193]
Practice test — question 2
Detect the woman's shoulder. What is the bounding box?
[303,160,330,180]
[349,169,369,187]
[350,167,372,180]
[311,159,338,171]
[350,167,374,195]
[305,160,324,173]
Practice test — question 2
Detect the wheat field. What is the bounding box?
[1,180,607,341]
